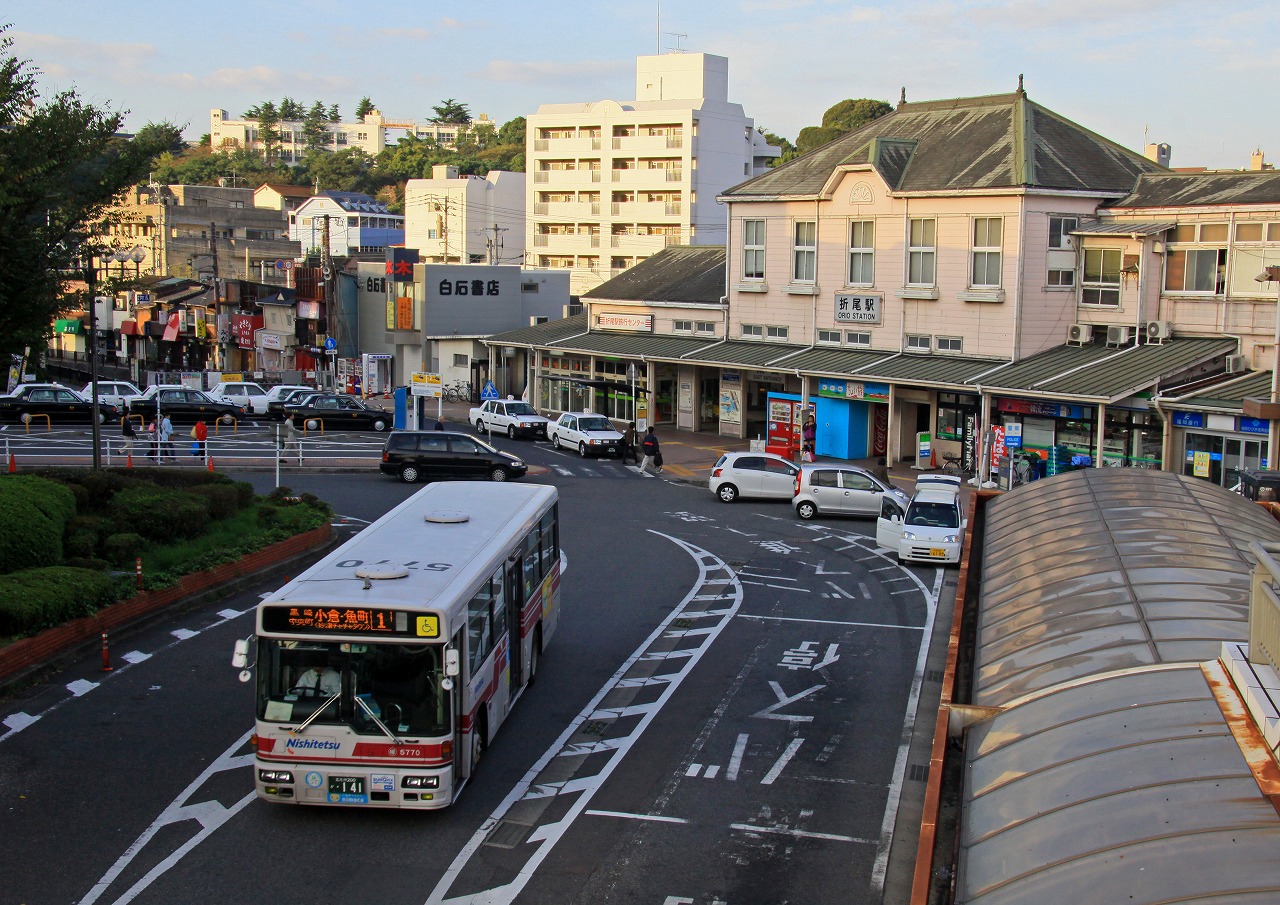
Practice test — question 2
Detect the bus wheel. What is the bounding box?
[470,717,486,776]
[528,628,541,686]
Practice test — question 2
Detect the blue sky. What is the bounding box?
[10,1,1274,170]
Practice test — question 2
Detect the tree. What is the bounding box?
[301,148,377,195]
[255,100,281,161]
[355,96,375,122]
[432,98,471,125]
[821,98,893,133]
[0,26,181,356]
[497,115,525,149]
[759,129,795,168]
[302,101,332,152]
[278,96,304,121]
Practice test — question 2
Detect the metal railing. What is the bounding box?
[1250,541,1280,671]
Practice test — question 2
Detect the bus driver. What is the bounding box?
[293,661,341,696]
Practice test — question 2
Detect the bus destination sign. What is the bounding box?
[263,605,401,635]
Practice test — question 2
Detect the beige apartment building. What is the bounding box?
[525,52,779,295]
[404,166,526,265]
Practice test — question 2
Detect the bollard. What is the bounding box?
[7,452,14,473]
[100,631,113,672]
[135,556,143,590]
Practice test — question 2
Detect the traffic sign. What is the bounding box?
[324,337,337,351]
[480,381,499,401]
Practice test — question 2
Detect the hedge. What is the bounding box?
[108,487,211,542]
[0,475,76,573]
[0,566,118,635]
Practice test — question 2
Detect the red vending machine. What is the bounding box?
[765,395,805,461]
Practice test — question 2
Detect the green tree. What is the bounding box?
[301,148,377,194]
[328,103,340,123]
[278,96,303,121]
[497,115,526,148]
[432,98,471,125]
[795,125,843,155]
[302,101,331,151]
[759,129,795,168]
[355,96,375,122]
[821,98,893,132]
[255,100,281,161]
[0,26,181,355]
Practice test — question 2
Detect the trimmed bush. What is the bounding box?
[102,532,146,567]
[65,530,98,560]
[187,484,241,520]
[0,566,117,635]
[0,474,77,525]
[0,475,75,574]
[108,487,211,541]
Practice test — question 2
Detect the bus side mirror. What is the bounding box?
[444,649,460,677]
[232,638,251,669]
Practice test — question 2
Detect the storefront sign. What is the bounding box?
[296,300,321,320]
[817,378,889,402]
[260,332,282,350]
[834,293,882,324]
[396,297,414,330]
[1238,417,1270,435]
[1004,422,1023,449]
[440,278,501,297]
[595,312,653,332]
[1172,411,1204,429]
[1193,450,1212,477]
[990,424,1006,468]
[229,314,263,350]
[386,247,419,279]
[997,397,1088,419]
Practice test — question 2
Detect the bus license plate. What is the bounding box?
[929,548,946,558]
[328,775,367,804]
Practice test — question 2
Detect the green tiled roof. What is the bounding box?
[550,330,715,359]
[487,313,588,347]
[1161,370,1273,412]
[582,246,727,304]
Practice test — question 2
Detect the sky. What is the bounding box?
[8,0,1274,171]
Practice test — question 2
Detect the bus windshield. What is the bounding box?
[258,640,451,738]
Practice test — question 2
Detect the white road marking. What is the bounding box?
[738,614,923,631]
[704,765,720,779]
[216,608,244,619]
[170,628,198,640]
[685,763,702,777]
[760,738,804,785]
[740,579,810,592]
[730,822,870,844]
[752,682,823,722]
[586,810,689,825]
[121,651,151,664]
[2,712,39,733]
[726,733,748,781]
[66,679,98,696]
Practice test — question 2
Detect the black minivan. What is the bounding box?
[379,430,528,484]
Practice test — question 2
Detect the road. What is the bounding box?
[0,437,952,905]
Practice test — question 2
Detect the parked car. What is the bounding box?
[207,381,271,415]
[470,398,552,439]
[709,451,800,503]
[125,385,245,423]
[266,387,322,421]
[0,383,117,424]
[79,380,142,410]
[379,430,528,483]
[260,385,318,419]
[284,393,391,432]
[792,463,910,521]
[548,411,624,457]
[876,474,965,564]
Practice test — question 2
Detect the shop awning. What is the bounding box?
[120,320,139,336]
[54,318,83,334]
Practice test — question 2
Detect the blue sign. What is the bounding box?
[480,381,499,401]
[1171,411,1204,429]
[324,337,337,351]
[1239,417,1270,435]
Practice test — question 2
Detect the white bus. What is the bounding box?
[236,481,560,808]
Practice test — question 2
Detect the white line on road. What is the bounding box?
[585,810,689,824]
[729,822,871,844]
[760,738,805,785]
[726,733,748,781]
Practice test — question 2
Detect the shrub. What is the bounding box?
[102,532,146,567]
[0,566,118,635]
[0,476,76,573]
[187,484,241,520]
[108,487,211,541]
[65,530,99,560]
[231,480,254,510]
[0,474,77,525]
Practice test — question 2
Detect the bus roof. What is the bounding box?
[260,481,558,618]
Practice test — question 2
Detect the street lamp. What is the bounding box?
[1252,266,1280,468]
[82,257,104,469]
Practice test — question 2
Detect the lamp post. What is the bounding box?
[1253,266,1280,468]
[83,258,103,469]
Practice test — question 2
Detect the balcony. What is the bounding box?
[611,134,684,152]
[533,136,601,153]
[533,169,600,185]
[533,234,601,252]
[533,202,601,217]
[611,168,684,185]
[609,234,678,253]
[610,201,683,218]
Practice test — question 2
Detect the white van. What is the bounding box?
[208,380,270,415]
[876,474,965,565]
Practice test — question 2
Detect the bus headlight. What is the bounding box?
[402,775,439,789]
[259,769,294,783]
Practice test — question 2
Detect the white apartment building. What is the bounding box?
[211,109,496,164]
[404,166,526,265]
[525,53,780,295]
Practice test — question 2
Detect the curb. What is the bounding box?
[0,524,337,696]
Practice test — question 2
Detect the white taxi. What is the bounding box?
[548,411,623,458]
[470,398,552,439]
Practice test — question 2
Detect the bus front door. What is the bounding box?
[506,555,525,695]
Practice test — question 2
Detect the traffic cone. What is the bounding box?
[126,454,133,469]
[7,452,14,473]
[207,455,215,472]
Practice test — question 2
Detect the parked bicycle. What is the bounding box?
[443,381,473,403]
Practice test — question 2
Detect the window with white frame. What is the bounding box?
[767,325,789,341]
[743,219,765,280]
[453,354,469,368]
[908,218,936,285]
[971,218,1002,287]
[1048,267,1075,287]
[792,221,817,282]
[1165,223,1227,294]
[741,323,764,338]
[818,329,841,344]
[848,220,874,286]
[936,336,963,353]
[1049,216,1077,249]
[1082,248,1122,306]
[695,321,716,335]
[673,319,692,333]
[905,334,932,352]
[845,331,871,347]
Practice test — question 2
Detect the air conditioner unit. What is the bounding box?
[1106,325,1132,345]
[1145,320,1174,342]
[1226,354,1250,374]
[1067,323,1093,345]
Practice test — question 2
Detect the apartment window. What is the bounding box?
[1049,216,1077,249]
[908,218,936,285]
[1082,248,1122,306]
[848,220,874,286]
[453,354,469,368]
[817,329,841,344]
[766,325,789,341]
[743,220,765,280]
[1048,268,1075,288]
[741,324,764,339]
[695,321,716,335]
[1165,227,1227,294]
[1236,223,1265,242]
[521,282,540,293]
[971,218,1002,287]
[845,331,871,347]
[937,336,963,353]
[792,221,816,282]
[673,319,692,333]
[905,334,932,352]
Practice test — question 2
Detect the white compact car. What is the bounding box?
[709,451,800,502]
[470,398,552,439]
[548,411,623,458]
[876,474,965,565]
[208,381,270,415]
[80,380,143,409]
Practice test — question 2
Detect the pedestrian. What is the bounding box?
[279,413,301,463]
[434,417,445,431]
[190,420,208,459]
[622,421,639,465]
[146,418,158,461]
[802,416,816,463]
[121,416,136,457]
[639,426,662,474]
[158,413,174,462]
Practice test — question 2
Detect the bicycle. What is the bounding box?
[443,381,472,403]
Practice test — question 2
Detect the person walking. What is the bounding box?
[802,415,816,463]
[146,418,158,461]
[639,426,662,474]
[279,413,301,463]
[190,420,208,459]
[120,416,136,459]
[621,421,639,465]
[158,413,174,463]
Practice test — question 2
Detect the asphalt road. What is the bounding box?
[0,438,951,905]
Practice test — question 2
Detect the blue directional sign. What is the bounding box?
[480,380,499,400]
[324,337,337,351]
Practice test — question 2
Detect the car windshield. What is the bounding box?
[906,501,959,528]
[578,417,612,431]
[506,402,538,416]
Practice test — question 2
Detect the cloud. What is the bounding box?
[14,30,155,74]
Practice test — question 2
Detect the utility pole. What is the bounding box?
[483,222,507,265]
[209,222,222,372]
[322,214,337,390]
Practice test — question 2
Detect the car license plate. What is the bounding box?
[929,548,947,558]
[328,775,367,804]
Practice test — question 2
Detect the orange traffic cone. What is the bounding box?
[207,455,215,472]
[126,454,133,469]
[7,452,14,473]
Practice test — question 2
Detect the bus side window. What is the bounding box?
[524,529,540,599]
[467,579,494,673]
[539,508,558,578]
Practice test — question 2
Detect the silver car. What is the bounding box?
[793,464,910,520]
[709,451,800,503]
